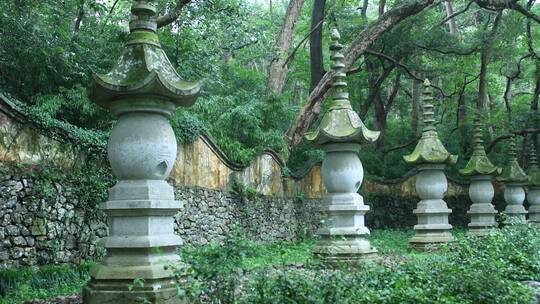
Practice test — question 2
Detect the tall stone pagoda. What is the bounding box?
[527,141,540,226]
[459,112,500,236]
[305,29,380,264]
[83,1,200,303]
[497,136,528,223]
[403,79,457,250]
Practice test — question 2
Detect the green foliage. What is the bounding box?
[9,162,114,211]
[238,225,538,304]
[0,263,92,304]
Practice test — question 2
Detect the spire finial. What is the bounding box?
[330,28,349,103]
[130,0,157,33]
[531,141,538,168]
[509,136,518,160]
[421,78,436,133]
[472,111,485,155]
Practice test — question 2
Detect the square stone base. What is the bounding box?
[83,279,182,304]
[409,231,455,252]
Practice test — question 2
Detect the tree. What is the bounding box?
[266,0,306,95]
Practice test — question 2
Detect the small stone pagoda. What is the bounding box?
[403,79,457,250]
[527,142,540,226]
[305,29,380,264]
[497,136,528,223]
[459,113,500,236]
[83,1,200,303]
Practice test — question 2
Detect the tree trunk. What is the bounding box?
[530,62,540,147]
[379,0,386,17]
[73,0,86,33]
[443,1,458,34]
[310,0,326,92]
[286,0,435,150]
[478,12,503,111]
[361,0,369,18]
[457,93,468,153]
[411,77,420,137]
[266,0,306,95]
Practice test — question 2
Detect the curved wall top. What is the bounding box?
[0,92,485,199]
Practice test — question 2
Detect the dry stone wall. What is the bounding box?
[0,171,321,269]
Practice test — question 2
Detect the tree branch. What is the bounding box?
[286,0,435,150]
[486,128,540,153]
[156,0,191,29]
[439,0,474,26]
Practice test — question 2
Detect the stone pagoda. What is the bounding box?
[497,137,528,223]
[305,29,380,264]
[459,113,500,236]
[403,79,457,250]
[83,1,200,303]
[527,142,540,226]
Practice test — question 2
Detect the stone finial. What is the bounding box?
[91,0,200,109]
[421,79,436,133]
[528,141,540,187]
[305,29,379,146]
[403,79,457,165]
[129,0,158,32]
[497,136,528,183]
[459,112,500,176]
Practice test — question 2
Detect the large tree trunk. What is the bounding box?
[73,0,86,33]
[286,0,434,150]
[457,93,468,153]
[478,12,502,110]
[310,0,326,92]
[379,0,386,17]
[374,72,401,148]
[266,0,306,95]
[443,1,458,34]
[530,62,540,147]
[361,0,369,18]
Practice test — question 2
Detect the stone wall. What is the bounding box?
[175,186,320,245]
[0,172,107,268]
[0,172,321,269]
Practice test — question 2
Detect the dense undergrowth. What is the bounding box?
[3,226,538,304]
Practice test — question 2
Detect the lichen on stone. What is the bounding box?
[91,2,200,108]
[497,137,528,183]
[459,113,500,176]
[528,142,540,187]
[403,80,457,166]
[305,29,379,146]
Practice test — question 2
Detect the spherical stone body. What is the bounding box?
[469,176,494,205]
[504,184,525,205]
[321,150,363,194]
[415,167,447,200]
[108,112,177,180]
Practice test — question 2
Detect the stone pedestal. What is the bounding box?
[467,175,497,236]
[313,143,377,264]
[83,100,183,304]
[409,164,454,250]
[528,187,540,226]
[503,182,527,223]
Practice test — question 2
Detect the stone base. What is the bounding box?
[409,231,455,251]
[467,227,495,237]
[313,238,377,265]
[467,203,497,237]
[504,205,527,223]
[528,205,540,225]
[83,278,181,304]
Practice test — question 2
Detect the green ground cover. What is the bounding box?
[1,227,539,304]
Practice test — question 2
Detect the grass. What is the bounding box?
[0,229,465,303]
[0,263,92,304]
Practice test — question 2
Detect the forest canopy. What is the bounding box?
[1,0,539,179]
